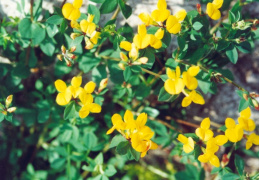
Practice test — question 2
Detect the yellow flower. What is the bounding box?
[182,66,200,90]
[151,0,170,22]
[182,90,205,107]
[177,134,195,153]
[55,79,72,106]
[246,133,259,150]
[205,135,228,153]
[206,0,223,20]
[78,90,101,118]
[62,0,82,21]
[166,9,187,34]
[195,117,214,141]
[68,76,84,98]
[225,118,243,143]
[164,66,185,95]
[131,131,158,157]
[198,151,220,167]
[80,15,96,36]
[133,24,151,49]
[106,113,127,134]
[149,28,164,49]
[138,12,155,26]
[238,107,256,131]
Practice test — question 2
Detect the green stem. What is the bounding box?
[111,6,120,20]
[67,144,71,180]
[30,0,34,22]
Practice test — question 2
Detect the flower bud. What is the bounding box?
[221,154,229,167]
[7,107,16,113]
[67,53,76,59]
[118,63,125,70]
[57,54,63,61]
[252,99,259,110]
[243,94,248,101]
[120,52,128,62]
[138,57,148,64]
[196,4,201,15]
[70,46,77,53]
[5,95,13,108]
[99,78,108,92]
[85,38,94,50]
[61,45,66,54]
[1,110,7,115]
[70,33,81,40]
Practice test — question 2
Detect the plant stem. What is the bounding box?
[30,0,34,22]
[111,6,120,20]
[141,68,161,77]
[67,144,71,180]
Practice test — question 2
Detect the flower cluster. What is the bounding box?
[178,107,258,167]
[107,110,158,157]
[54,76,101,118]
[164,66,205,107]
[62,0,100,49]
[138,0,187,34]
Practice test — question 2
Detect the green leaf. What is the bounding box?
[123,66,132,82]
[29,48,37,67]
[46,24,59,38]
[51,158,66,169]
[116,141,130,155]
[88,4,100,24]
[35,79,43,90]
[78,54,101,73]
[226,45,238,64]
[109,134,127,149]
[90,0,105,3]
[99,0,118,14]
[193,21,203,31]
[129,146,141,161]
[19,18,32,39]
[94,153,104,165]
[238,98,249,112]
[143,107,159,118]
[84,132,98,150]
[40,37,56,56]
[234,154,244,175]
[141,48,155,69]
[36,100,50,123]
[158,87,177,102]
[104,165,117,177]
[228,11,235,24]
[118,0,132,19]
[46,15,64,25]
[64,101,77,120]
[222,173,240,180]
[0,113,4,122]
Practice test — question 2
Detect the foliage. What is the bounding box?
[0,0,259,179]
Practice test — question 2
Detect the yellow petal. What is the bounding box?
[120,41,132,51]
[62,3,73,19]
[240,107,251,118]
[133,34,150,49]
[136,113,147,128]
[55,79,67,92]
[164,78,184,95]
[79,91,93,104]
[106,126,116,135]
[87,14,95,23]
[150,141,158,150]
[84,81,96,93]
[89,103,101,113]
[71,76,82,88]
[183,137,195,153]
[206,139,219,153]
[207,3,221,20]
[80,19,89,33]
[71,20,80,29]
[225,118,236,129]
[151,9,170,22]
[183,72,198,90]
[215,135,228,146]
[139,12,152,26]
[166,15,181,34]
[212,0,223,9]
[238,117,256,131]
[176,66,181,78]
[56,92,72,106]
[175,9,187,21]
[246,141,253,150]
[149,35,162,49]
[138,24,147,36]
[73,0,83,8]
[253,134,259,145]
[182,96,192,107]
[155,28,164,40]
[198,153,210,163]
[192,91,205,105]
[111,114,126,130]
[90,31,100,44]
[139,126,154,140]
[177,134,188,144]
[188,66,200,77]
[69,8,81,21]
[204,129,214,141]
[195,128,204,140]
[210,155,220,167]
[157,0,167,10]
[166,68,175,79]
[201,117,211,130]
[79,106,90,118]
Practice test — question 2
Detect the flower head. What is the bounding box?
[182,66,200,90]
[238,107,256,131]
[177,134,195,153]
[198,151,220,167]
[164,66,185,95]
[225,118,243,143]
[55,79,72,106]
[133,24,151,49]
[206,0,223,20]
[149,28,164,49]
[151,0,170,22]
[195,117,214,141]
[166,9,187,34]
[246,133,259,150]
[62,0,82,21]
[182,90,205,107]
